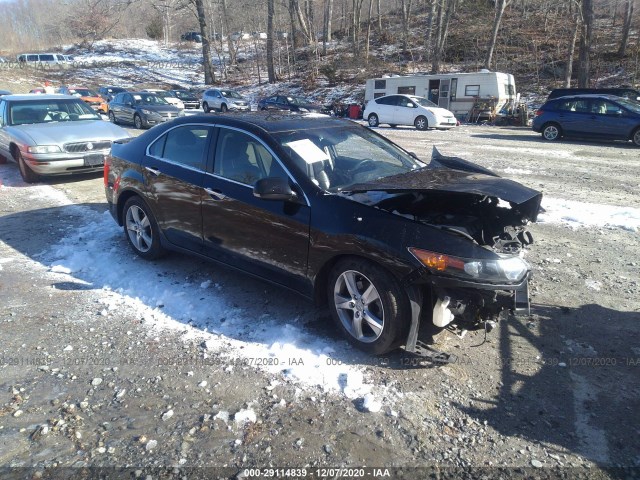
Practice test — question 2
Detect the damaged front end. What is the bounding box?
[345,148,542,357]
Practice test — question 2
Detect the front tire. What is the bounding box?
[203,102,210,113]
[542,123,561,141]
[414,116,428,131]
[220,104,228,113]
[632,127,640,147]
[367,113,379,128]
[134,114,143,129]
[108,111,117,124]
[16,151,40,183]
[123,197,166,260]
[328,258,410,355]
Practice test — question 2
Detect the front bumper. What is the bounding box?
[229,104,250,111]
[22,149,109,175]
[434,118,457,129]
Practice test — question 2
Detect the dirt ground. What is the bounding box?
[1,122,639,479]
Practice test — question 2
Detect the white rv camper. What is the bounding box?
[365,71,517,121]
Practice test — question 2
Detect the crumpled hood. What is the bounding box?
[11,121,130,145]
[344,148,543,222]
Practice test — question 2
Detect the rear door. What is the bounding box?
[374,96,399,125]
[142,124,213,251]
[201,126,311,290]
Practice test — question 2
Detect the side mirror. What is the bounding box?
[253,177,298,201]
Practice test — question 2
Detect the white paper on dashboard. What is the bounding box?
[285,139,330,164]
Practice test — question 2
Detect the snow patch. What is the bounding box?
[539,197,640,232]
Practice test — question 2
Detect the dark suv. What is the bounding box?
[532,94,640,146]
[547,88,640,102]
[181,31,202,42]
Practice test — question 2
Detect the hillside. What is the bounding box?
[0,0,638,107]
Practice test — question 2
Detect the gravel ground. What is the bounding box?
[1,122,639,479]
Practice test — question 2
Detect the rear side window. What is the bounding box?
[148,126,211,170]
[556,99,590,112]
[40,54,55,61]
[376,96,398,106]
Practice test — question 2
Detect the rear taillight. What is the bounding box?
[103,155,111,187]
[535,109,544,116]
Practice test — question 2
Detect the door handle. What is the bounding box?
[145,166,161,176]
[204,187,226,200]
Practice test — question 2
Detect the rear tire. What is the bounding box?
[220,104,228,113]
[389,124,397,128]
[414,116,428,131]
[632,127,640,147]
[542,123,562,141]
[123,197,166,260]
[327,258,410,355]
[367,113,379,127]
[16,151,40,183]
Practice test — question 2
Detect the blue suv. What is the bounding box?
[532,94,640,147]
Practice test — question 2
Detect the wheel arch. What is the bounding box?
[312,252,408,307]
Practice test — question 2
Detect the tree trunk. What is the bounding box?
[267,0,276,82]
[484,0,510,70]
[564,9,580,87]
[365,0,373,62]
[577,0,593,87]
[617,0,634,57]
[400,0,412,53]
[220,0,235,66]
[194,0,215,84]
[424,0,436,64]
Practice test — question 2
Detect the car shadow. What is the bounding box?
[452,302,640,469]
[471,132,640,149]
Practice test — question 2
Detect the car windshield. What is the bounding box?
[68,88,99,97]
[272,124,425,192]
[133,94,168,105]
[413,97,438,108]
[9,99,101,125]
[617,98,640,113]
[172,90,192,99]
[287,96,309,105]
[220,90,242,99]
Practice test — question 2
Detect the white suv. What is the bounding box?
[363,94,457,131]
[201,88,250,113]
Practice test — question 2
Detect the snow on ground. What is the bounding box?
[539,197,640,232]
[40,198,376,400]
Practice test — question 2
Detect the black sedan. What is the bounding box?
[258,94,324,113]
[104,113,542,356]
[168,89,201,109]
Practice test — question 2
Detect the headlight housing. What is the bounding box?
[141,109,153,115]
[27,145,62,154]
[409,248,530,284]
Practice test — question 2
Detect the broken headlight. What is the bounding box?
[409,248,530,284]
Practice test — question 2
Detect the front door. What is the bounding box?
[438,79,451,109]
[201,127,311,291]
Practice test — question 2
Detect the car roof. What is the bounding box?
[1,94,75,101]
[163,112,345,133]
[549,94,623,100]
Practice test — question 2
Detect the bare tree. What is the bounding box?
[68,0,133,46]
[399,0,413,53]
[267,0,276,82]
[484,0,511,70]
[617,0,634,57]
[577,0,593,87]
[564,1,580,87]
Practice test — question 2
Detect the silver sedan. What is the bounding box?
[0,94,130,183]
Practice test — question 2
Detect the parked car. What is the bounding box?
[181,31,202,42]
[168,89,200,109]
[104,113,541,355]
[57,86,108,114]
[98,86,128,102]
[547,87,640,102]
[0,94,130,183]
[108,91,183,129]
[0,90,12,97]
[257,94,323,113]
[363,94,457,131]
[142,89,185,110]
[202,88,250,113]
[532,94,640,146]
[17,53,68,66]
[29,88,45,94]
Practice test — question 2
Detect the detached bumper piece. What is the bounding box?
[402,285,458,365]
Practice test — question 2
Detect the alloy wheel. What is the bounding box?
[333,270,385,343]
[125,205,153,253]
